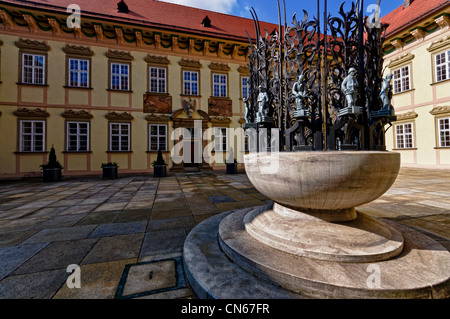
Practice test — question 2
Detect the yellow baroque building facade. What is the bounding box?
[382,0,450,168]
[0,0,275,178]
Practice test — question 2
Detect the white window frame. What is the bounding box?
[149,124,168,151]
[213,73,227,97]
[19,120,45,152]
[241,76,250,99]
[111,63,130,91]
[393,65,411,94]
[149,67,167,93]
[438,117,450,147]
[183,70,199,95]
[21,53,45,85]
[395,122,414,149]
[66,121,89,152]
[214,127,228,152]
[109,122,130,151]
[68,58,89,88]
[435,50,450,83]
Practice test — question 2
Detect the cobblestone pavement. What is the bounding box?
[0,168,448,299]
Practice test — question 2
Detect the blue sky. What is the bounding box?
[160,0,405,24]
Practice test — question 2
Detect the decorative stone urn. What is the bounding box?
[242,151,403,263]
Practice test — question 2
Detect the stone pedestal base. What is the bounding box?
[243,203,404,262]
[183,207,450,299]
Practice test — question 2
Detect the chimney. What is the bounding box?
[404,0,414,8]
[118,0,129,13]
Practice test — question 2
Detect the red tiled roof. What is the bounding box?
[1,0,279,42]
[382,0,450,38]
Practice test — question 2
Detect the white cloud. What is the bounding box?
[158,0,238,14]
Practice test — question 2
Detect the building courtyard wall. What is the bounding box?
[0,1,265,178]
[382,2,450,169]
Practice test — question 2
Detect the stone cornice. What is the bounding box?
[387,53,415,69]
[210,116,231,125]
[430,105,450,116]
[427,35,450,53]
[395,111,418,121]
[105,49,133,61]
[63,44,94,56]
[209,62,230,72]
[144,55,170,65]
[61,110,93,119]
[179,58,202,68]
[144,113,171,122]
[238,65,250,74]
[13,107,50,118]
[15,38,50,51]
[105,111,134,121]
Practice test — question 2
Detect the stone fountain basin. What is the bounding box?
[244,151,401,217]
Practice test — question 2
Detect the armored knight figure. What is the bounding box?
[341,67,358,109]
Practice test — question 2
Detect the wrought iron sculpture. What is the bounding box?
[244,0,396,152]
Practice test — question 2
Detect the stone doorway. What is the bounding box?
[170,108,212,172]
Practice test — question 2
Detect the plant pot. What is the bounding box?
[102,166,118,179]
[42,168,62,182]
[153,164,167,177]
[226,162,238,174]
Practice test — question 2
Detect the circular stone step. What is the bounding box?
[183,209,450,299]
[243,203,405,262]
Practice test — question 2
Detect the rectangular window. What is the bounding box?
[109,123,130,151]
[66,122,89,152]
[68,58,89,88]
[438,117,450,147]
[241,76,250,99]
[183,71,199,95]
[149,67,167,93]
[435,50,450,82]
[22,53,45,85]
[149,124,167,151]
[214,127,227,152]
[393,65,410,94]
[213,73,227,97]
[111,63,130,91]
[395,123,414,149]
[19,120,45,152]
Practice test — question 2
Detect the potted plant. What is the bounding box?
[152,149,167,177]
[40,145,63,182]
[101,162,118,179]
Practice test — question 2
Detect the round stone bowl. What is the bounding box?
[244,151,401,221]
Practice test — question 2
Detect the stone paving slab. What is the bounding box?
[12,239,99,276]
[0,168,448,299]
